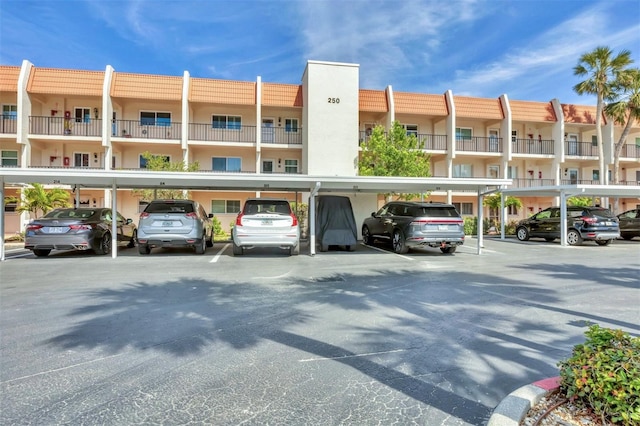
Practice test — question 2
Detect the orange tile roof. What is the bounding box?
[510,100,556,122]
[359,89,388,112]
[394,92,448,116]
[111,72,182,100]
[27,68,104,96]
[262,83,302,107]
[454,96,504,119]
[561,104,605,125]
[189,78,255,105]
[0,66,20,92]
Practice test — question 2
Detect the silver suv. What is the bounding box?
[137,199,214,255]
[362,201,465,254]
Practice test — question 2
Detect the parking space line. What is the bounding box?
[359,243,414,260]
[210,244,229,263]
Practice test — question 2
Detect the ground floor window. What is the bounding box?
[1,150,18,166]
[453,202,473,215]
[74,152,90,167]
[453,164,473,178]
[211,200,241,214]
[212,157,241,172]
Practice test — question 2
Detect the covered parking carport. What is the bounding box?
[499,184,640,246]
[0,168,512,260]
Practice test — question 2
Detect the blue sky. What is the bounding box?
[1,0,639,105]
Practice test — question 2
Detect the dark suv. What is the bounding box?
[137,199,214,255]
[362,201,465,254]
[516,206,619,246]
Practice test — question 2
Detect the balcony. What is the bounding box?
[30,116,102,137]
[416,134,447,150]
[620,143,640,158]
[1,118,17,134]
[456,136,503,153]
[565,141,597,157]
[512,138,554,155]
[510,178,556,188]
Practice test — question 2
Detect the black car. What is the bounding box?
[516,206,619,246]
[617,208,640,240]
[362,201,465,254]
[25,207,137,257]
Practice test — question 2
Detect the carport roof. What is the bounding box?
[0,168,512,193]
[501,184,640,198]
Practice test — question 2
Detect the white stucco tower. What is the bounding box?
[302,61,359,176]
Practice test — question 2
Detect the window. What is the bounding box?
[2,105,17,119]
[140,111,171,126]
[455,127,472,140]
[508,205,518,215]
[453,164,473,178]
[636,137,640,147]
[488,165,500,179]
[75,107,91,123]
[592,170,599,181]
[4,201,17,212]
[284,159,298,174]
[211,200,241,214]
[591,135,598,146]
[139,154,170,168]
[507,166,518,179]
[212,115,241,130]
[212,157,241,172]
[403,124,418,137]
[74,153,90,167]
[453,202,473,215]
[511,130,517,143]
[285,118,298,132]
[1,150,18,166]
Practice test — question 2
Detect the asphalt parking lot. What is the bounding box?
[1,237,639,425]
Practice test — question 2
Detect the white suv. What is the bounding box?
[232,198,300,256]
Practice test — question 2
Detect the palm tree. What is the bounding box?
[573,46,633,184]
[15,183,71,218]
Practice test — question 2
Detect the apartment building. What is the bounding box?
[1,59,639,236]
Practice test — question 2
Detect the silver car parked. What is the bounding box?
[232,198,300,256]
[137,199,214,255]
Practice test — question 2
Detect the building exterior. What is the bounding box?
[1,59,639,236]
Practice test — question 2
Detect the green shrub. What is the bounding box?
[558,325,640,425]
[463,217,493,235]
[212,216,228,240]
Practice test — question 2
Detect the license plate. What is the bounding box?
[604,221,613,226]
[47,227,67,233]
[262,219,273,226]
[162,221,174,227]
[438,225,449,231]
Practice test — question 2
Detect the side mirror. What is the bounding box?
[208,213,214,218]
[371,212,376,217]
[126,218,133,224]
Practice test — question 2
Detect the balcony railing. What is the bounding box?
[114,119,181,140]
[620,144,640,158]
[30,116,103,137]
[1,118,17,134]
[456,136,503,153]
[416,134,447,150]
[512,138,554,155]
[565,141,597,156]
[510,178,556,188]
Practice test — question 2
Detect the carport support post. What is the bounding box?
[111,180,118,258]
[477,192,484,255]
[560,191,568,247]
[0,178,5,261]
[308,181,321,256]
[500,192,506,240]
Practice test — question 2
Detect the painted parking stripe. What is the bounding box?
[209,243,229,263]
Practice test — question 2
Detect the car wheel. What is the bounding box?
[392,230,409,254]
[544,237,555,242]
[127,230,138,248]
[33,249,51,257]
[362,226,373,245]
[138,244,151,255]
[232,241,243,256]
[195,237,206,255]
[567,229,583,246]
[95,232,111,255]
[206,232,214,247]
[595,239,612,246]
[440,246,457,254]
[516,227,530,241]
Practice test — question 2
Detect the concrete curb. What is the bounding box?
[486,377,560,426]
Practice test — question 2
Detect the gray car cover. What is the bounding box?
[315,195,358,246]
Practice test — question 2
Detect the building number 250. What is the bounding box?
[327,98,340,104]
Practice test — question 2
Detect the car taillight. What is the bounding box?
[185,212,197,219]
[140,212,150,219]
[291,213,298,227]
[69,224,93,230]
[581,216,597,224]
[235,213,244,226]
[26,224,42,230]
